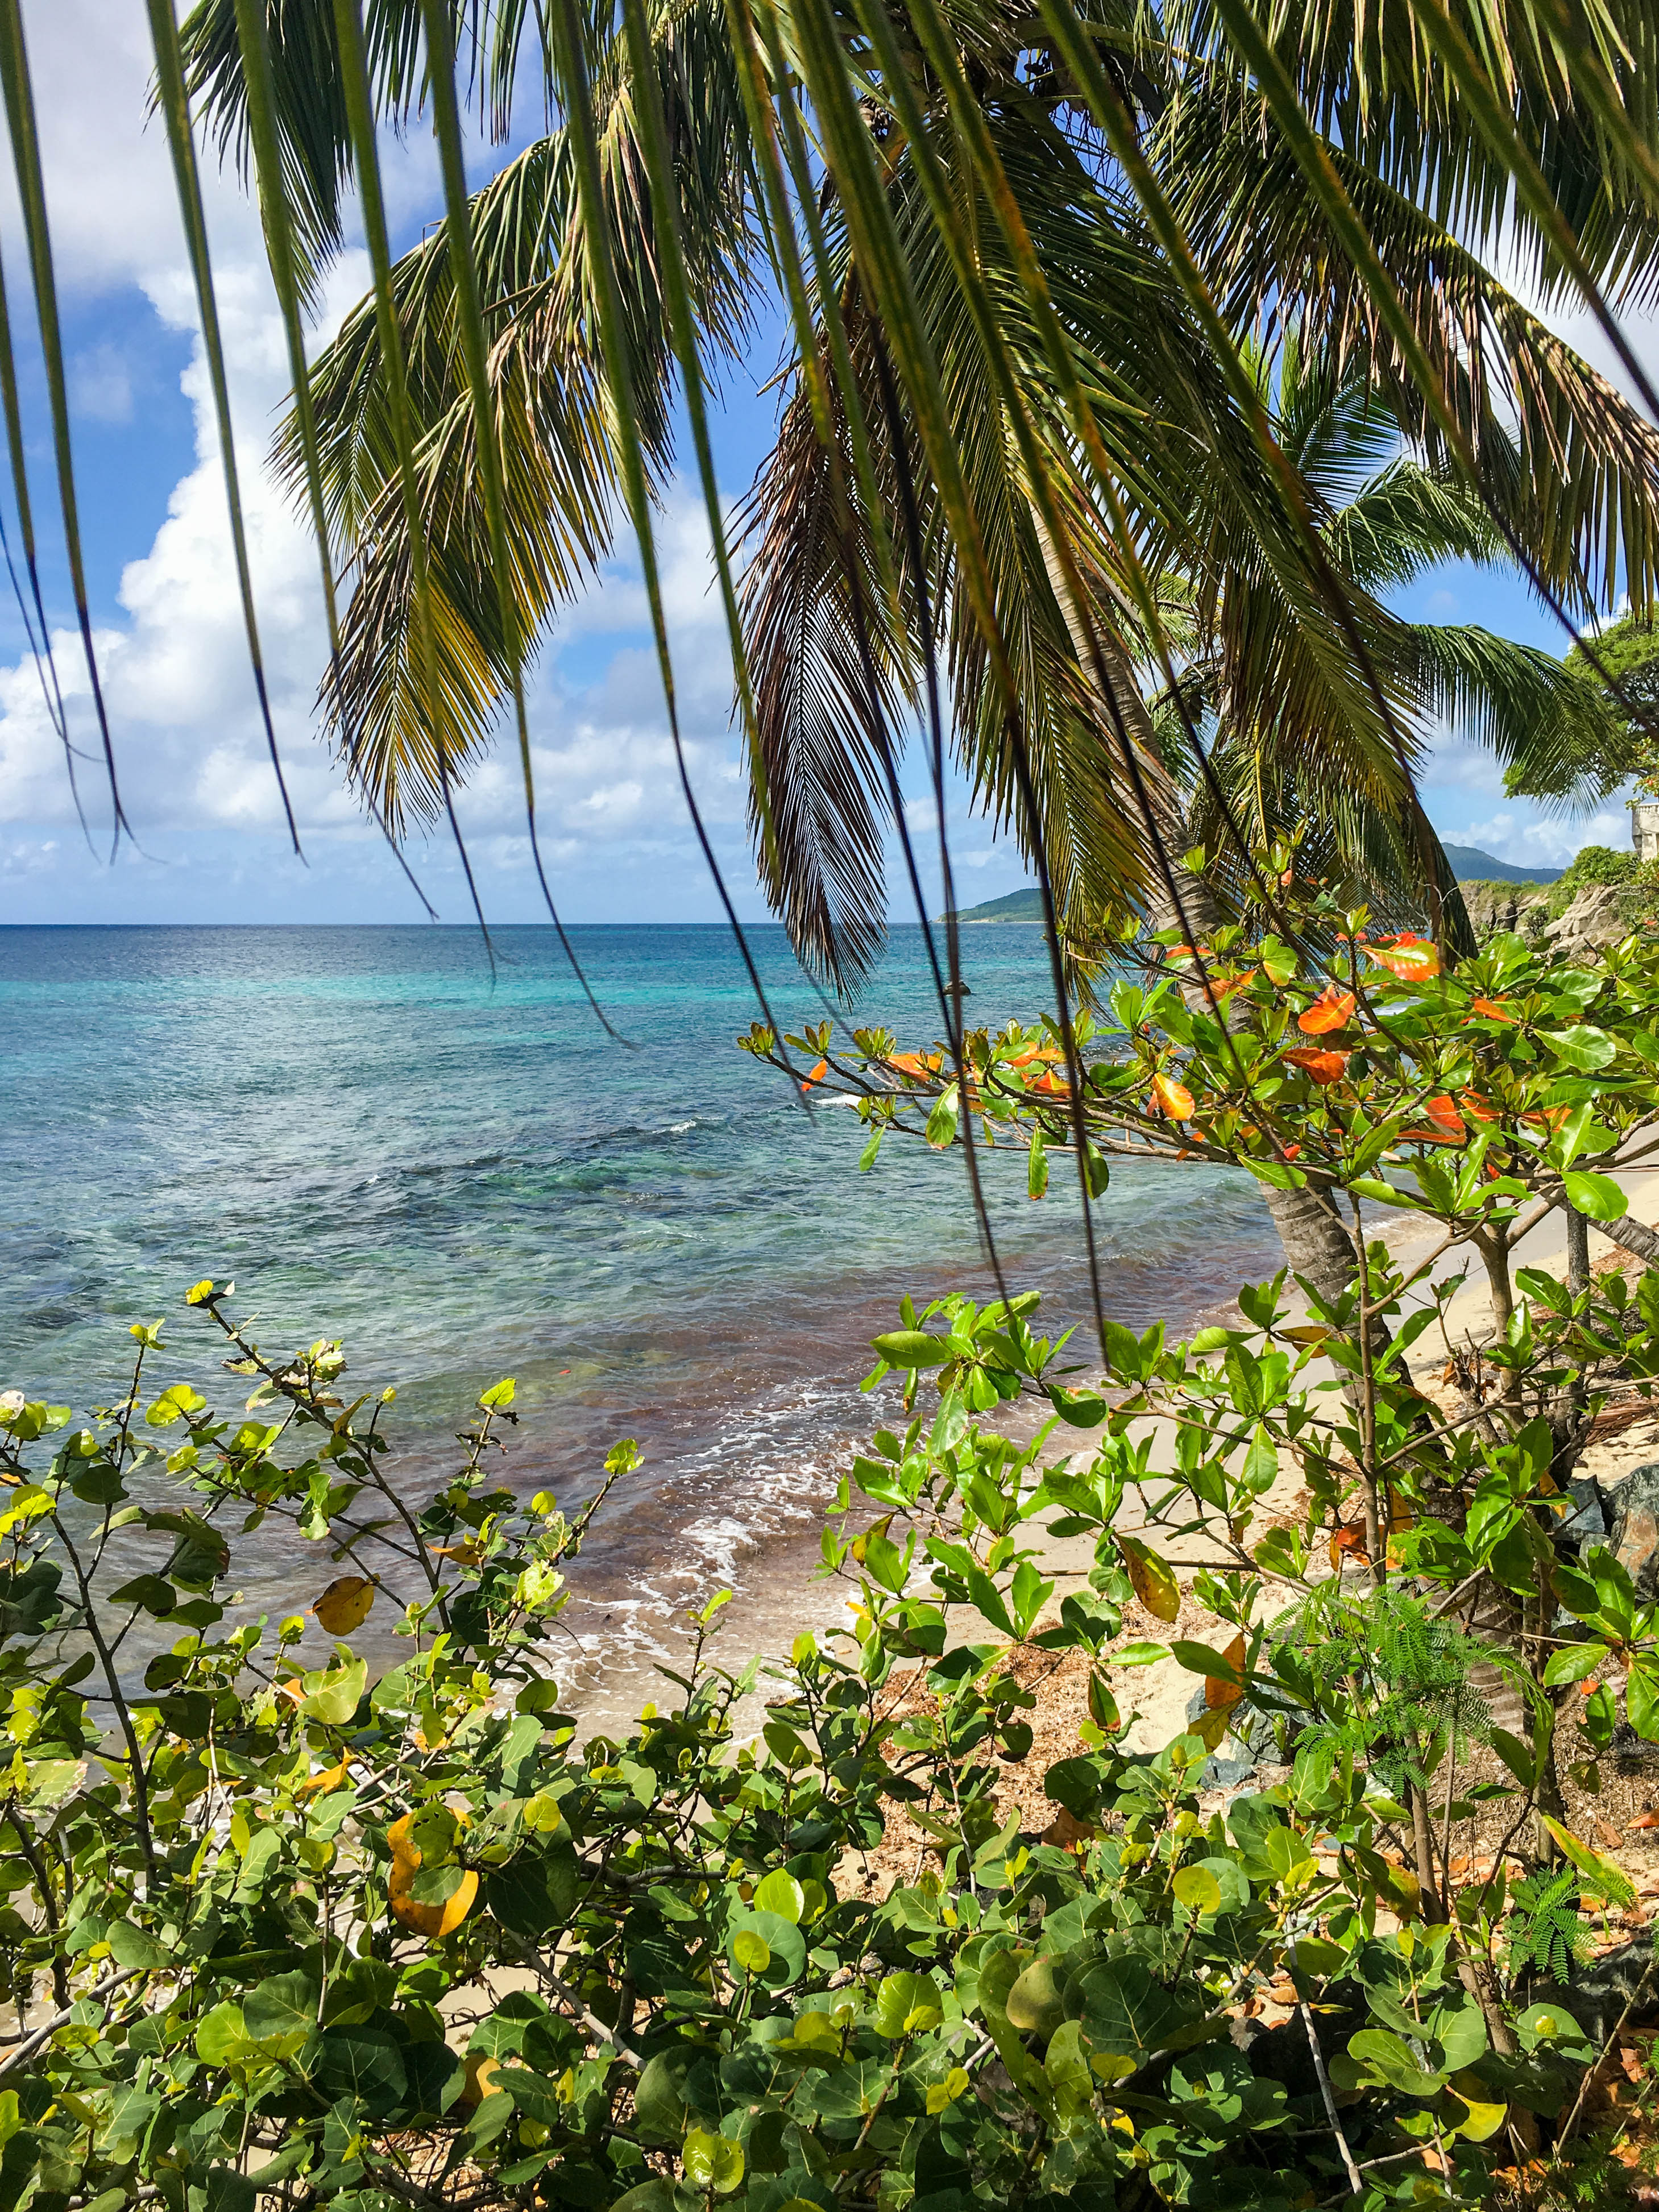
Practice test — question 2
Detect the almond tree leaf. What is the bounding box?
[1118,1535,1180,1622]
[1539,1813,1635,1906]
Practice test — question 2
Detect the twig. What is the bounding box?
[0,1967,142,2077]
[1556,1956,1658,2152]
[1300,1998,1362,2196]
[538,1962,641,2067]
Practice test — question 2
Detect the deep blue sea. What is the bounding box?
[0,923,1279,1710]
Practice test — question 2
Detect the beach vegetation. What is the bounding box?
[8,905,1659,2203]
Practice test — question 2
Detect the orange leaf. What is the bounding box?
[1368,933,1442,981]
[1150,1072,1196,1120]
[1470,997,1513,1022]
[1205,1633,1246,1712]
[430,1538,483,1567]
[800,1058,828,1093]
[1283,1046,1349,1086]
[1459,1090,1502,1124]
[1281,1142,1301,1161]
[1329,1522,1367,1572]
[1424,1095,1467,1142]
[1298,986,1355,1036]
[1628,1811,1659,1831]
[1031,1070,1069,1095]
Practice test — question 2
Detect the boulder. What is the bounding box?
[1559,1474,1610,1556]
[1545,882,1629,952]
[1608,1461,1659,1604]
[1461,881,1549,939]
[1536,1940,1658,2045]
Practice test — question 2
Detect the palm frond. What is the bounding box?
[1408,621,1631,813]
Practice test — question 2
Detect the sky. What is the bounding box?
[0,3,1650,929]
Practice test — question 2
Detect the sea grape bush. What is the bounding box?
[0,1254,1653,2212]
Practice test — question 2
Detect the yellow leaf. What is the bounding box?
[297,1757,352,1799]
[1189,1706,1230,1752]
[385,1812,478,1939]
[312,1576,374,1636]
[1449,2070,1507,2142]
[461,2053,501,2107]
[391,1869,478,1940]
[1118,1535,1179,1622]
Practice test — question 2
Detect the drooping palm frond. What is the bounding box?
[1406,622,1631,814]
[1166,0,1659,317]
[260,0,762,828]
[1165,96,1659,614]
[179,0,540,294]
[733,321,909,990]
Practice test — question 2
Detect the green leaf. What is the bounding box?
[751,1870,804,1924]
[1068,1954,1199,2057]
[1539,1814,1636,1906]
[1171,1866,1221,1914]
[925,1084,959,1151]
[1541,1027,1616,1071]
[872,1971,942,2039]
[732,1929,772,1977]
[869,1330,953,1369]
[1027,1124,1049,1200]
[1563,1171,1628,1221]
[1627,1659,1659,1740]
[633,2051,692,2144]
[1347,2028,1444,2098]
[1047,1386,1106,1428]
[1169,1640,1242,1683]
[194,2000,248,2066]
[1541,1644,1606,1688]
[244,1971,321,2058]
[302,1653,367,1727]
[682,2131,743,2194]
[105,1920,170,1972]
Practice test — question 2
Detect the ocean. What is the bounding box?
[0,923,1281,1716]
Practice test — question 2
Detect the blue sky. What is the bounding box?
[0,2,1647,928]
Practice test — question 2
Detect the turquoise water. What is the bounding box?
[0,923,1278,1695]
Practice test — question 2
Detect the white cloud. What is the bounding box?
[0,0,768,920]
[1452,807,1633,869]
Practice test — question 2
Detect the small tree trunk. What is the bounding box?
[1566,1205,1590,1294]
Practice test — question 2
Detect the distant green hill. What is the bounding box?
[938,888,1045,923]
[1442,844,1562,885]
[941,848,1562,923]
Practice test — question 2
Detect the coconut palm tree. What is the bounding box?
[1147,330,1625,927]
[161,0,1659,1308]
[172,0,1659,990]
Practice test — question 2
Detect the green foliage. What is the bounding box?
[0,1251,1627,2211]
[1554,844,1639,894]
[1507,1870,1591,1983]
[1275,1586,1497,1800]
[1561,613,1659,795]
